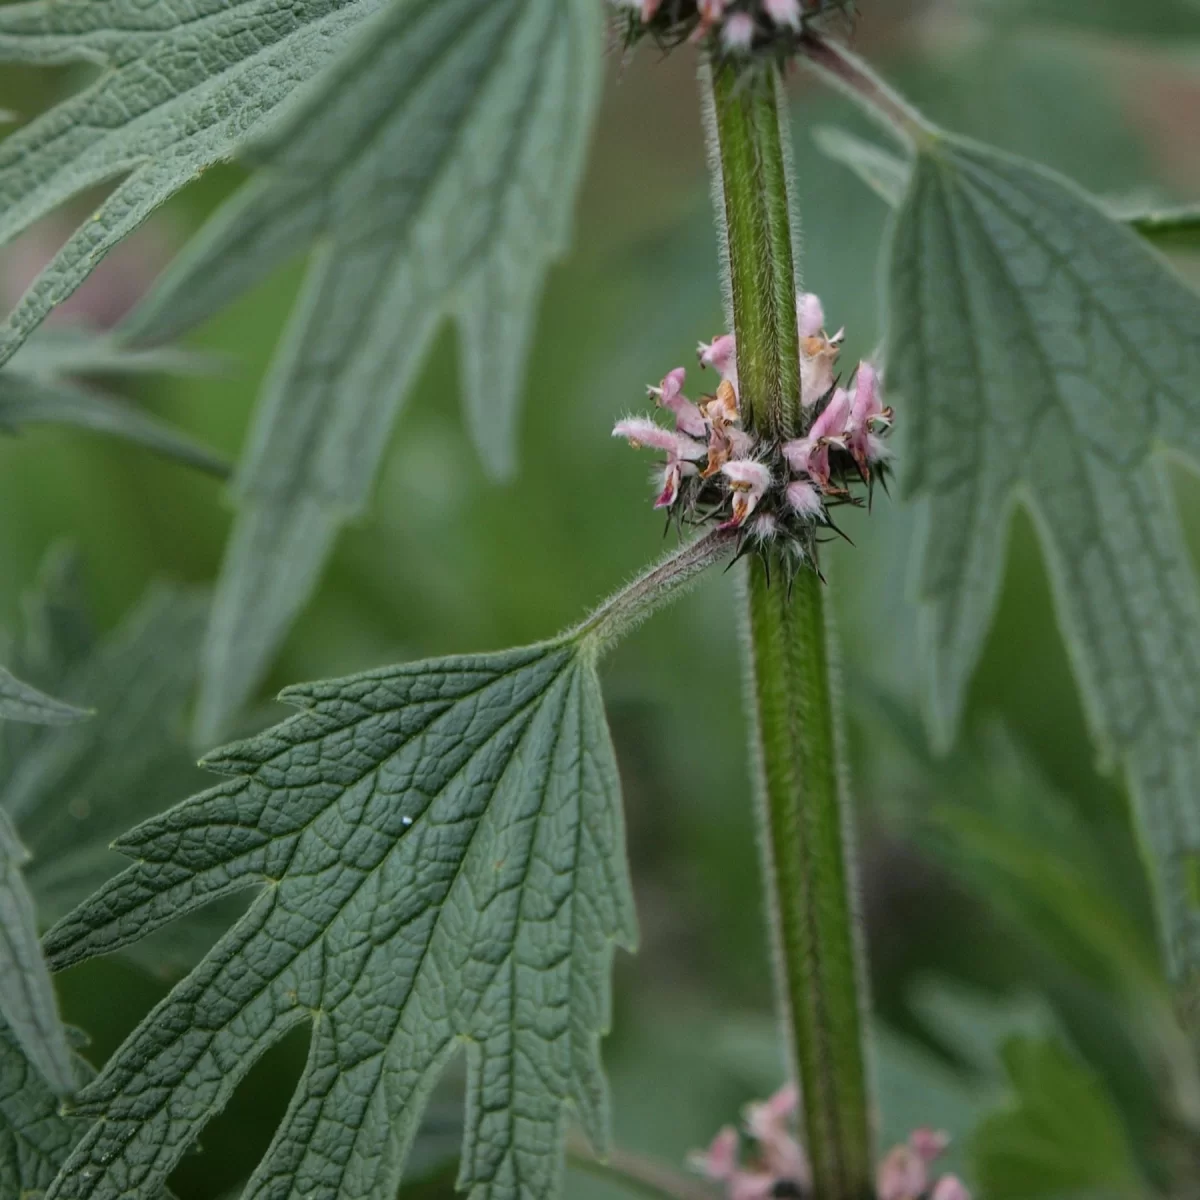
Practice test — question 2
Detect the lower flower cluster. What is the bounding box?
[613,292,892,576]
[690,1083,971,1200]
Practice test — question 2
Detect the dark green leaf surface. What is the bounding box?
[972,1038,1143,1199]
[0,0,389,367]
[43,640,637,1200]
[1126,206,1200,253]
[817,127,1200,254]
[0,1017,91,1197]
[121,0,602,747]
[0,806,75,1096]
[887,137,1200,1005]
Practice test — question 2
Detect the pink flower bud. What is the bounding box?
[909,1128,950,1163]
[764,0,802,28]
[649,367,707,437]
[690,1126,740,1181]
[698,333,737,384]
[721,11,756,51]
[796,292,825,339]
[809,387,851,444]
[876,1145,928,1200]
[931,1175,972,1200]
[719,460,771,527]
[612,418,706,461]
[786,480,824,519]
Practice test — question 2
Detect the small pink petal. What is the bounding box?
[931,1175,972,1200]
[909,1128,949,1163]
[876,1145,928,1200]
[650,367,687,404]
[796,292,825,339]
[764,0,802,28]
[745,1083,799,1141]
[690,1126,739,1181]
[720,459,771,527]
[786,480,824,519]
[721,459,771,493]
[730,1174,777,1200]
[721,11,756,50]
[641,0,663,19]
[698,333,737,382]
[850,361,883,428]
[808,387,852,443]
[613,418,706,461]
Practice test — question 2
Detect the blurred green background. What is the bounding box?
[2,1,1200,1196]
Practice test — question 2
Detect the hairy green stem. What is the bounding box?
[704,59,875,1198]
[574,528,737,655]
[704,62,801,438]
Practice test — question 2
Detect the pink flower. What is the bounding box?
[931,1175,971,1200]
[796,291,843,407]
[719,460,771,528]
[698,333,738,388]
[786,479,824,519]
[613,417,705,460]
[909,1128,950,1163]
[702,377,741,427]
[721,11,756,51]
[764,0,802,28]
[745,1084,809,1187]
[845,362,893,478]
[648,367,707,437]
[783,387,851,490]
[876,1145,928,1200]
[613,417,705,509]
[691,1126,739,1182]
[796,292,825,339]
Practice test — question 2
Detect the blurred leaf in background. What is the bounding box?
[120,0,604,747]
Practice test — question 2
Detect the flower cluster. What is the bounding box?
[610,0,855,60]
[690,1084,972,1200]
[613,291,892,575]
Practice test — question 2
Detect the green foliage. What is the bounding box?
[870,695,1162,1004]
[969,0,1200,40]
[42,638,636,1200]
[0,0,388,368]
[116,0,603,746]
[0,665,86,725]
[0,806,75,1096]
[0,549,216,1103]
[1,550,225,974]
[2,332,229,476]
[817,126,1200,255]
[887,135,1200,1005]
[0,1018,91,1198]
[972,1038,1144,1199]
[1126,207,1200,253]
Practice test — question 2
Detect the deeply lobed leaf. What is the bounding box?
[42,641,637,1200]
[0,0,388,365]
[119,0,603,746]
[887,136,1200,1007]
